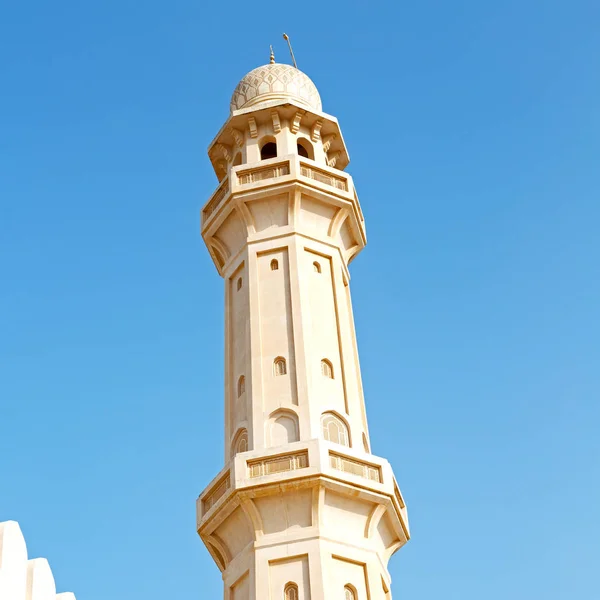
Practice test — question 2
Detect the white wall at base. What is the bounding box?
[0,521,76,600]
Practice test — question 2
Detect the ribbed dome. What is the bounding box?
[230,63,322,113]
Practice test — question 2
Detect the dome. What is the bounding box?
[230,63,322,113]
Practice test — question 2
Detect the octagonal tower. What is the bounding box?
[197,58,409,600]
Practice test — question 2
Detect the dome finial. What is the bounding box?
[269,45,275,64]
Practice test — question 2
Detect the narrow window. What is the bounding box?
[313,261,321,273]
[274,357,287,376]
[321,359,334,379]
[284,583,299,600]
[237,375,245,397]
[260,141,277,160]
[237,277,242,291]
[363,433,370,453]
[270,259,279,271]
[232,152,242,167]
[321,413,349,447]
[345,585,357,600]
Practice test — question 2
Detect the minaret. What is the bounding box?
[197,56,409,600]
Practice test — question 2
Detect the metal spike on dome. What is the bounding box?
[270,45,275,64]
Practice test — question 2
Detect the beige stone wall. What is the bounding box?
[0,521,76,600]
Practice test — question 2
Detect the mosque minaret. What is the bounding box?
[196,50,410,600]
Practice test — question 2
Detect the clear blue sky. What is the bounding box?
[1,1,598,598]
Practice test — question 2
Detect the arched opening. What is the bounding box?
[260,141,277,160]
[313,261,321,273]
[345,584,357,600]
[270,259,279,271]
[237,375,245,397]
[321,412,350,447]
[237,277,242,291]
[273,356,287,376]
[284,582,299,600]
[321,359,334,379]
[232,152,242,167]
[297,138,314,160]
[270,413,299,446]
[232,429,248,455]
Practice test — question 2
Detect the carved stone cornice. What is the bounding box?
[215,143,232,162]
[271,110,281,134]
[247,117,258,138]
[230,128,244,148]
[311,120,323,143]
[326,151,341,168]
[290,111,303,134]
[322,133,336,152]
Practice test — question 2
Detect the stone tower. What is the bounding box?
[197,59,409,600]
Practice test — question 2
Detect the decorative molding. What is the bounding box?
[289,189,301,228]
[247,116,258,138]
[365,504,386,539]
[271,109,281,134]
[239,498,264,539]
[327,151,341,168]
[394,483,406,509]
[311,120,323,142]
[386,540,406,560]
[290,111,303,134]
[236,201,257,235]
[328,208,350,238]
[322,133,337,152]
[207,533,232,566]
[215,159,228,179]
[209,236,231,266]
[230,128,244,148]
[205,538,227,571]
[346,244,361,264]
[312,485,326,529]
[215,143,232,162]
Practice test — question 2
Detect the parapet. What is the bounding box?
[0,521,76,600]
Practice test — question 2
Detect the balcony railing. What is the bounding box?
[329,451,382,483]
[202,176,229,223]
[300,163,348,192]
[201,471,230,515]
[237,161,290,185]
[247,450,309,478]
[201,156,354,228]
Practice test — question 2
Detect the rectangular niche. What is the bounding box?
[269,554,311,600]
[230,571,249,600]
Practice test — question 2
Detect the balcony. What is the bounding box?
[201,155,356,229]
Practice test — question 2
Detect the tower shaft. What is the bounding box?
[198,63,409,600]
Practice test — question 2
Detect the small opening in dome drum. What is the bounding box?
[261,142,277,160]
